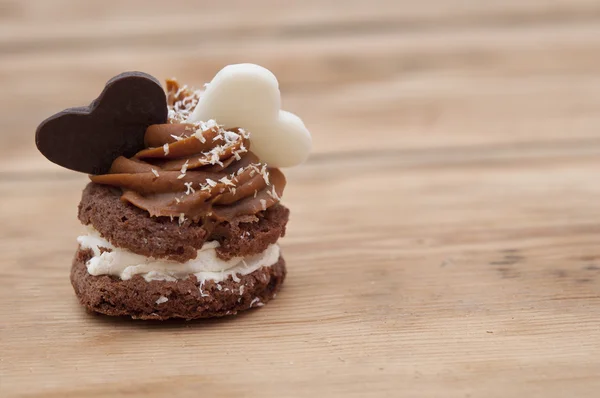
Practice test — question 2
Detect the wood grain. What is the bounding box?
[2,1,600,397]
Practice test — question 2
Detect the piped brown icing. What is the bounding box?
[90,121,285,224]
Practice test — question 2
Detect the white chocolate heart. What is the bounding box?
[186,64,311,168]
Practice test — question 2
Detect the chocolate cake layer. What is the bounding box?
[71,248,286,320]
[78,183,289,262]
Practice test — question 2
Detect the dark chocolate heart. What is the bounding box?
[35,71,167,174]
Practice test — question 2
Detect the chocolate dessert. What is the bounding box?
[35,64,311,320]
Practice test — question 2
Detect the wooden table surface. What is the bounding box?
[2,1,600,397]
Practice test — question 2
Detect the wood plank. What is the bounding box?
[2,0,599,46]
[3,22,600,173]
[2,0,600,173]
[2,143,600,397]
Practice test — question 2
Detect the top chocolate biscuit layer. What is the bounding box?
[78,183,289,262]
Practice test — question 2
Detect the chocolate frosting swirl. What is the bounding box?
[90,122,286,224]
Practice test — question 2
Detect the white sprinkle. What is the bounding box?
[239,285,245,295]
[238,128,250,139]
[231,272,241,283]
[260,199,267,211]
[249,163,260,177]
[177,160,189,179]
[178,213,186,225]
[254,190,258,198]
[199,280,209,297]
[174,84,188,98]
[219,176,235,186]
[175,197,181,203]
[163,143,170,155]
[155,296,168,305]
[170,134,184,141]
[208,147,224,166]
[205,179,217,187]
[266,185,280,201]
[250,298,263,307]
[233,144,247,161]
[200,119,218,131]
[151,169,159,177]
[224,131,240,142]
[216,283,222,291]
[184,182,195,195]
[260,164,270,185]
[180,160,189,174]
[194,129,207,143]
[230,187,237,195]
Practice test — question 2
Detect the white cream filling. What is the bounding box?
[77,227,280,283]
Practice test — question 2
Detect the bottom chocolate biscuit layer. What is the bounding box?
[71,248,286,320]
